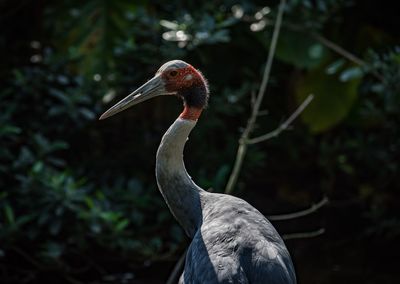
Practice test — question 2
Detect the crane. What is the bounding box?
[100,60,296,283]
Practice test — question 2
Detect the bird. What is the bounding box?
[99,60,296,284]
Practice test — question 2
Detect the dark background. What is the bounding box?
[1,0,399,283]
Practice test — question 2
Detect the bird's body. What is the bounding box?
[185,194,295,283]
[100,60,296,283]
[157,118,295,284]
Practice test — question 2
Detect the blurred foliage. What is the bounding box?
[295,60,361,132]
[0,0,399,282]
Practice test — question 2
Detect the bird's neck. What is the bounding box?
[155,115,204,238]
[179,105,203,121]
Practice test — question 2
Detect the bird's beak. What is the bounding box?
[99,75,168,120]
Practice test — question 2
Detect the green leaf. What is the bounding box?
[91,222,101,234]
[339,66,363,82]
[50,141,69,151]
[115,219,129,232]
[32,161,44,174]
[160,20,179,30]
[296,64,361,132]
[276,30,328,69]
[41,242,63,259]
[85,197,94,209]
[0,125,21,136]
[79,107,96,120]
[4,205,15,224]
[100,211,119,222]
[325,59,345,74]
[53,0,130,76]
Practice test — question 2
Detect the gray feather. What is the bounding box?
[157,118,296,284]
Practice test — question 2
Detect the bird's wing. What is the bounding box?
[247,240,296,284]
[205,194,296,284]
[182,193,296,283]
[182,229,249,284]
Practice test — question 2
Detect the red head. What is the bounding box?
[157,60,209,106]
[99,60,209,121]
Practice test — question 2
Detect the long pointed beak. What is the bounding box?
[99,75,167,120]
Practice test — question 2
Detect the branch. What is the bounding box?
[310,34,383,82]
[268,196,329,221]
[284,22,384,82]
[248,94,314,144]
[224,0,286,194]
[311,33,366,66]
[251,0,286,123]
[282,228,325,240]
[10,246,44,270]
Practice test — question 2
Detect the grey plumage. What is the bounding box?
[156,118,296,284]
[182,194,296,283]
[157,60,189,74]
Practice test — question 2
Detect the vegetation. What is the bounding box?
[1,0,399,283]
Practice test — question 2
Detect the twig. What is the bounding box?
[166,250,186,284]
[248,94,314,144]
[10,246,44,270]
[311,33,365,66]
[284,22,384,82]
[224,142,248,194]
[267,196,329,221]
[311,33,384,82]
[250,90,256,107]
[224,0,286,194]
[282,228,325,240]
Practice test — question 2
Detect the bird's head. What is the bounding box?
[99,60,209,121]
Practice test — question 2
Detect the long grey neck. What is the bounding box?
[156,118,204,238]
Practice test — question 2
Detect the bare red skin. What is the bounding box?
[179,107,203,121]
[160,65,207,121]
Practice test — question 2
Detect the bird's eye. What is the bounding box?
[169,70,178,77]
